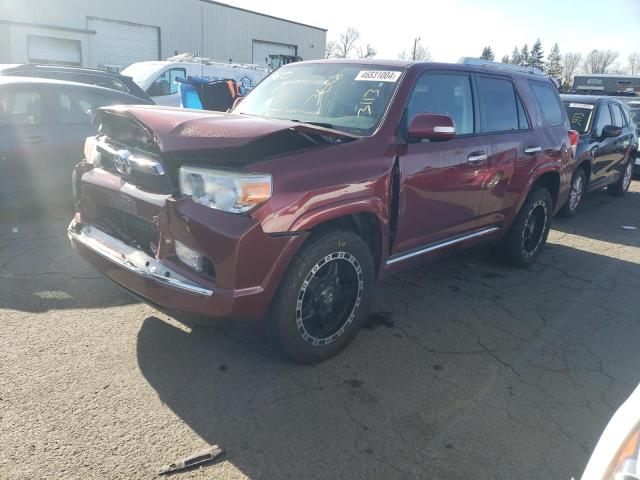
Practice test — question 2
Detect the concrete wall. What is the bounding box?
[0,0,326,66]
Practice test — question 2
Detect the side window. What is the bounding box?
[53,88,128,124]
[407,73,474,135]
[529,81,564,126]
[610,104,624,128]
[593,103,612,137]
[0,87,43,126]
[477,76,519,132]
[148,68,185,96]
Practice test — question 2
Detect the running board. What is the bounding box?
[386,227,501,266]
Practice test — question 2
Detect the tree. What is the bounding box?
[528,39,544,69]
[561,52,582,91]
[520,44,530,66]
[398,39,431,61]
[324,41,338,59]
[501,55,510,63]
[334,27,360,58]
[628,53,640,75]
[480,46,495,61]
[545,43,562,79]
[583,50,619,74]
[358,43,377,58]
[511,46,522,65]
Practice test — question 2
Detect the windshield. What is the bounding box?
[121,63,164,87]
[233,63,403,136]
[563,101,595,134]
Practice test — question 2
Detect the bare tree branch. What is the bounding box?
[562,52,582,90]
[628,52,640,75]
[583,50,619,74]
[335,27,360,58]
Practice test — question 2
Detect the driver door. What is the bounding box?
[392,71,489,255]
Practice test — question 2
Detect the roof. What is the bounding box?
[0,75,140,96]
[561,94,626,105]
[199,0,327,31]
[0,63,128,77]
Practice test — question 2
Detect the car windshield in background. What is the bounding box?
[563,101,595,134]
[233,63,403,135]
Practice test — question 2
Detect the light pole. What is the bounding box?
[412,37,421,61]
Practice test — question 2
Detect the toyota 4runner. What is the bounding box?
[69,59,573,363]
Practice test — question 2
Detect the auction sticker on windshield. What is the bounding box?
[569,103,595,109]
[355,71,401,82]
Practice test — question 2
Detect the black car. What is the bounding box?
[559,94,638,216]
[0,76,152,217]
[0,64,153,103]
[628,101,640,175]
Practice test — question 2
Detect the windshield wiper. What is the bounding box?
[290,119,335,129]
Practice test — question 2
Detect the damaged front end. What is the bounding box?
[69,105,353,321]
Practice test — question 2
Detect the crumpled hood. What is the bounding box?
[95,105,357,153]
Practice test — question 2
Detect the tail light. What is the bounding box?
[568,129,579,157]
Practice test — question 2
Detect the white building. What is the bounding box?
[0,0,326,70]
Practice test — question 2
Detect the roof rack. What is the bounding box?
[458,57,545,76]
[166,52,265,71]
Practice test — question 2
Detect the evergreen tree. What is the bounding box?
[521,44,530,66]
[501,55,510,63]
[480,46,495,61]
[545,43,563,78]
[511,46,522,65]
[529,39,545,69]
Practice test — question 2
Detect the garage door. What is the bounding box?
[252,41,296,68]
[27,35,82,66]
[87,17,159,72]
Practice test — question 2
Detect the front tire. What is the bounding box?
[267,229,374,364]
[608,158,633,196]
[499,186,553,268]
[559,168,586,217]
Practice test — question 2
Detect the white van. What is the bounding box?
[122,55,268,106]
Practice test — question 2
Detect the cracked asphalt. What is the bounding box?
[1,182,639,480]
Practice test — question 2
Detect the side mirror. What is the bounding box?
[602,125,622,138]
[408,113,456,141]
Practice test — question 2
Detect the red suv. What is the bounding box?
[69,59,572,363]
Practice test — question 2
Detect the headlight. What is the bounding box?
[179,166,272,213]
[84,136,101,166]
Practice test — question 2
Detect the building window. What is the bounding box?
[27,35,82,66]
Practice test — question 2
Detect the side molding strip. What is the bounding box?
[386,227,501,266]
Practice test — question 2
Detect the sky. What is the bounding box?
[226,0,640,67]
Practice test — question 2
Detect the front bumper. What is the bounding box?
[69,168,306,322]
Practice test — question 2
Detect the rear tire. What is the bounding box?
[559,168,586,217]
[266,229,374,364]
[607,158,633,196]
[498,186,553,268]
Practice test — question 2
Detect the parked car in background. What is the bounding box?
[629,101,640,176]
[559,95,637,216]
[0,64,153,103]
[121,53,267,106]
[581,383,640,480]
[69,58,572,363]
[0,77,152,216]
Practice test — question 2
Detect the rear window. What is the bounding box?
[530,81,564,126]
[563,102,595,134]
[478,76,518,132]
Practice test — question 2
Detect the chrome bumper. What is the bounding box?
[68,221,213,297]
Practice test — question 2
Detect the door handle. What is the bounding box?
[25,135,46,144]
[524,146,542,155]
[467,151,488,164]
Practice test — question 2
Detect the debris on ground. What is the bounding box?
[159,445,224,475]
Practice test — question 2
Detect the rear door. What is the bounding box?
[609,102,631,177]
[590,101,617,184]
[0,84,53,211]
[393,70,489,255]
[475,74,532,227]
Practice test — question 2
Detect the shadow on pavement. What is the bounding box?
[136,242,640,480]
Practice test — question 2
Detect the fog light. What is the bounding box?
[175,240,205,272]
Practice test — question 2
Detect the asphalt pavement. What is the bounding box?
[1,182,639,480]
